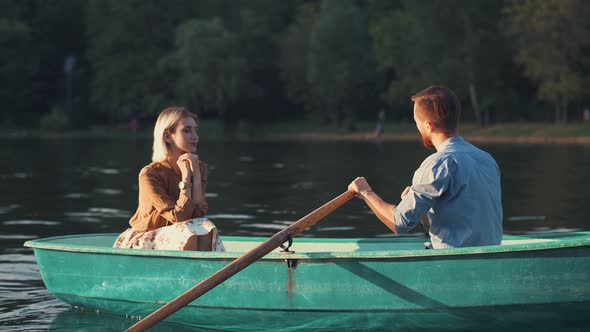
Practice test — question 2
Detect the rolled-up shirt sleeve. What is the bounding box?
[139,168,196,224]
[393,158,452,233]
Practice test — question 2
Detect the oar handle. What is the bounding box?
[126,190,355,331]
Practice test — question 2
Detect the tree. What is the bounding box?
[279,2,320,117]
[504,0,590,123]
[85,0,205,121]
[369,0,511,125]
[31,0,88,127]
[233,1,299,123]
[308,0,379,129]
[0,18,37,125]
[163,18,247,128]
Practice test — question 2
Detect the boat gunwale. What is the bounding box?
[23,232,590,260]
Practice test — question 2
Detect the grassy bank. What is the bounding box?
[239,121,590,144]
[3,121,590,144]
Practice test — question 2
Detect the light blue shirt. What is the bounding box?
[393,136,503,248]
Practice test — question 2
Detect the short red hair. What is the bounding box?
[411,86,460,134]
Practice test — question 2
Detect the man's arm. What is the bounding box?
[348,177,398,234]
[360,191,399,234]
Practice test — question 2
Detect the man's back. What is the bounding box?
[394,136,503,248]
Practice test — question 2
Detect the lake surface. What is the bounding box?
[1,137,589,331]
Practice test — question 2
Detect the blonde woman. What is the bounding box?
[113,107,224,251]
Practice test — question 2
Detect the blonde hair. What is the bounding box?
[152,107,199,162]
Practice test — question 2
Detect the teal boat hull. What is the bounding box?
[25,232,590,330]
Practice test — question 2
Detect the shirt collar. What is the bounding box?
[436,136,463,152]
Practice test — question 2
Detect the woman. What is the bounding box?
[113,107,224,251]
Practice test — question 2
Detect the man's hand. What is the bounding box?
[401,186,410,199]
[348,177,373,199]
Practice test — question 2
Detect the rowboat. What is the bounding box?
[25,232,590,330]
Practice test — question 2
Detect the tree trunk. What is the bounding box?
[461,10,482,126]
[468,83,482,126]
[561,98,568,123]
[342,104,356,132]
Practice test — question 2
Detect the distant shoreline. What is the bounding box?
[3,122,590,145]
[259,133,590,145]
[4,131,590,145]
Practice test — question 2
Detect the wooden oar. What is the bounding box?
[126,190,355,331]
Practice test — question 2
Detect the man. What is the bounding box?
[348,86,502,248]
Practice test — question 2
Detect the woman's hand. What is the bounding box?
[186,153,200,175]
[176,154,192,181]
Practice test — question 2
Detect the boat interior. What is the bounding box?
[25,231,590,256]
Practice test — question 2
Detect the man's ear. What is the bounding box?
[424,120,433,133]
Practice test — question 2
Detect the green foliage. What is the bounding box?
[1,0,589,129]
[504,0,590,122]
[85,0,203,120]
[0,18,37,125]
[308,0,379,129]
[369,0,512,124]
[163,17,247,122]
[40,106,71,130]
[279,3,320,114]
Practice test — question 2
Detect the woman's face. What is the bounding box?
[169,117,199,154]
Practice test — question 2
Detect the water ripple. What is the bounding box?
[3,220,60,226]
[65,208,131,222]
[88,167,120,175]
[93,188,122,195]
[207,214,254,220]
[0,235,38,240]
[0,204,20,214]
[63,193,89,199]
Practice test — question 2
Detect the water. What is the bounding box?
[1,137,589,331]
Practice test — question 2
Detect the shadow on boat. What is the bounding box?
[326,254,590,331]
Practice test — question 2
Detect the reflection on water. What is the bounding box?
[44,302,590,332]
[49,309,200,332]
[1,138,590,330]
[4,220,60,226]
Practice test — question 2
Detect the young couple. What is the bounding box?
[114,85,502,251]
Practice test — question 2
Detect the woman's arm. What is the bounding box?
[139,167,197,225]
[187,155,208,216]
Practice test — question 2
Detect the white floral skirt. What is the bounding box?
[113,218,225,252]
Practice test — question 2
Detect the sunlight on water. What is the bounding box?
[242,203,268,208]
[240,223,287,230]
[317,226,356,232]
[13,172,33,179]
[93,188,122,195]
[87,167,120,175]
[63,193,90,199]
[0,235,38,240]
[207,214,255,219]
[64,208,131,222]
[3,220,60,226]
[0,205,20,214]
[525,227,582,234]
